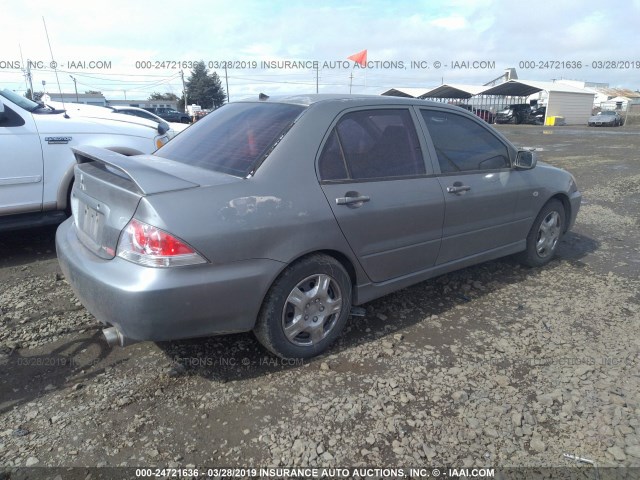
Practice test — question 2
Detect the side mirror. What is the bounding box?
[0,99,6,123]
[514,150,537,169]
[157,122,169,135]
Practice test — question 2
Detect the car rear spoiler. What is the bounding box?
[72,146,198,195]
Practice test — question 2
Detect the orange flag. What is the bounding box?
[347,49,367,67]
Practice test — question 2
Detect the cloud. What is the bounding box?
[1,0,638,97]
[430,15,468,30]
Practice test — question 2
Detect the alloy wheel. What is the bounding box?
[281,274,343,346]
[536,211,561,258]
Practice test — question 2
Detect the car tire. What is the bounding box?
[254,254,352,359]
[518,199,566,268]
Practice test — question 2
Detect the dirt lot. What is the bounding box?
[1,125,639,476]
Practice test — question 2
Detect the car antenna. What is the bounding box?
[42,16,69,118]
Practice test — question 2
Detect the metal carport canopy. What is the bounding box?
[420,84,488,99]
[380,87,434,98]
[481,79,592,96]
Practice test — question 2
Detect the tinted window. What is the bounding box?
[128,110,158,121]
[0,105,26,127]
[155,102,305,176]
[318,130,348,180]
[0,88,39,112]
[421,110,510,173]
[318,109,424,181]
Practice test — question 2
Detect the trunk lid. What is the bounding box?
[70,146,202,259]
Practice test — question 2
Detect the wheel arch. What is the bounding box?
[260,249,360,309]
[317,249,358,288]
[56,164,76,212]
[548,193,571,233]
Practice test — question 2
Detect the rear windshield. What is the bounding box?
[154,102,305,176]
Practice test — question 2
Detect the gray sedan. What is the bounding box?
[56,95,581,358]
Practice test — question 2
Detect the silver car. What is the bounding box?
[588,110,624,127]
[56,95,581,358]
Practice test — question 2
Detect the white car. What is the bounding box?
[107,106,189,139]
[0,89,170,230]
[48,101,189,139]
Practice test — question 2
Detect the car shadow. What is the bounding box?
[0,329,126,416]
[155,230,599,383]
[0,225,59,269]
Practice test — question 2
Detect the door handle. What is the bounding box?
[447,185,471,194]
[336,195,370,205]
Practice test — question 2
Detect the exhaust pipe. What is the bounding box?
[102,326,138,347]
[103,327,123,347]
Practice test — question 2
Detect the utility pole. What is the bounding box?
[69,75,79,103]
[123,90,127,100]
[19,44,29,94]
[26,60,35,100]
[316,65,319,94]
[224,64,229,103]
[349,72,353,94]
[180,69,187,112]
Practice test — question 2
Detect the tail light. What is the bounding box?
[117,219,207,267]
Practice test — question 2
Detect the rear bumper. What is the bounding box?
[56,218,285,342]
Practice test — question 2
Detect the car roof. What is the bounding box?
[235,93,459,109]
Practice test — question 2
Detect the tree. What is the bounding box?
[84,90,102,94]
[185,61,226,110]
[148,92,179,101]
[24,89,44,102]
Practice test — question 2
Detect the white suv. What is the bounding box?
[0,89,169,230]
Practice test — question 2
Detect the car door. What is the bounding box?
[417,108,527,265]
[318,107,444,283]
[0,98,44,216]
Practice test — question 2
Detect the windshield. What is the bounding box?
[0,89,40,111]
[155,102,305,177]
[599,111,615,115]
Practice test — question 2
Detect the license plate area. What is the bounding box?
[72,192,114,258]
[77,202,104,242]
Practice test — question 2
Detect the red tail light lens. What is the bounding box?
[117,219,206,267]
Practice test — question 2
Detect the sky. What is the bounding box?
[1,0,639,102]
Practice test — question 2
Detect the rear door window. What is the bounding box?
[155,102,305,176]
[318,108,425,181]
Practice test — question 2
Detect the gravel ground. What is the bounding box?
[0,125,639,475]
